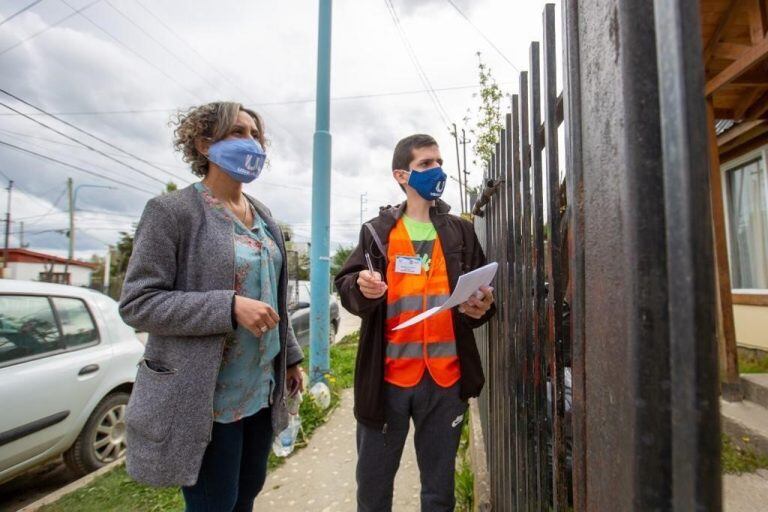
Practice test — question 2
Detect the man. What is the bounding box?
[335,134,496,511]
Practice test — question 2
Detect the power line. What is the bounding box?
[130,0,296,142]
[0,83,490,117]
[25,188,66,227]
[133,0,251,97]
[16,208,139,221]
[57,0,202,102]
[0,126,358,200]
[104,0,225,94]
[0,88,194,185]
[383,0,452,128]
[445,0,520,73]
[0,0,44,27]
[0,139,157,196]
[0,0,102,57]
[0,99,170,186]
[76,227,112,245]
[0,128,186,170]
[0,173,64,211]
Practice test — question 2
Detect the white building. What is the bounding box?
[0,249,97,287]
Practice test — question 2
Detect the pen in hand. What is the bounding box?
[359,252,387,299]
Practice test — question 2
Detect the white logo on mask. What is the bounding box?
[244,154,261,171]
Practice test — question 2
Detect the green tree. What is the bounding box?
[330,245,354,278]
[468,52,505,167]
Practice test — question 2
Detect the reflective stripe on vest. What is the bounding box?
[384,218,460,388]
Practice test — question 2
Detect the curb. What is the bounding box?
[18,459,124,512]
[468,398,492,512]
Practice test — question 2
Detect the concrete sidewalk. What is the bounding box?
[254,389,420,511]
[725,469,768,512]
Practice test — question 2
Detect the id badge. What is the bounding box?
[395,255,422,275]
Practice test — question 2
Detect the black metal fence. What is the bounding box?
[472,1,722,510]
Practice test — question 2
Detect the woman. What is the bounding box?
[119,101,304,511]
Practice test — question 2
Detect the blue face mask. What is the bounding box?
[207,138,266,183]
[407,166,447,200]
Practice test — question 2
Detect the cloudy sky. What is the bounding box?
[0,0,558,260]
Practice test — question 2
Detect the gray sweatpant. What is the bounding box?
[356,374,468,512]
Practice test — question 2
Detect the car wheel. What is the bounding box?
[329,321,338,344]
[64,392,129,477]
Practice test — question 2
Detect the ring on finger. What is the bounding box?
[260,325,269,333]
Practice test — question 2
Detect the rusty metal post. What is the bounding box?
[542,4,568,508]
[562,0,586,509]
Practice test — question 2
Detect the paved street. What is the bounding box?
[253,388,420,512]
[336,302,361,341]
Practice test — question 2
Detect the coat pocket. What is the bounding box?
[126,359,179,443]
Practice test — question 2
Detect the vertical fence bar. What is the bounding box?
[542,4,567,509]
[519,70,536,511]
[511,96,527,510]
[497,132,509,509]
[485,150,501,503]
[529,40,550,508]
[487,150,497,505]
[504,111,520,511]
[562,0,586,509]
[653,0,722,509]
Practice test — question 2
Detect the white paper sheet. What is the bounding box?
[392,262,498,331]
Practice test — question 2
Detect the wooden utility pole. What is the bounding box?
[103,245,112,295]
[65,177,73,283]
[452,123,465,213]
[2,180,13,278]
[460,129,471,210]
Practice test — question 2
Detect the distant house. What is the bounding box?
[0,248,98,287]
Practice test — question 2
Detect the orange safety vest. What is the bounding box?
[384,218,461,388]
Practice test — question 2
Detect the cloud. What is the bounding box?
[0,0,551,257]
[394,0,477,16]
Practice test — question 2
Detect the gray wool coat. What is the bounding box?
[119,184,304,488]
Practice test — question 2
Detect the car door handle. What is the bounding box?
[78,364,100,376]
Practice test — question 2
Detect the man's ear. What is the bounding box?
[194,137,211,157]
[393,169,409,186]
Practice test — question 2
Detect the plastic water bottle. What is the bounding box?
[309,382,331,410]
[285,390,303,416]
[272,414,301,457]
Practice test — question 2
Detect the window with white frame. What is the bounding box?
[725,155,768,290]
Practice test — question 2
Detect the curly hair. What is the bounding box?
[171,102,266,178]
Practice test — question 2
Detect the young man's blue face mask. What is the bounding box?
[207,138,266,183]
[406,166,447,200]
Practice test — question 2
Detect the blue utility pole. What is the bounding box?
[309,0,332,385]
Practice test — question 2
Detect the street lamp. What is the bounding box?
[64,180,116,282]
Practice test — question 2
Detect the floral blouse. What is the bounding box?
[194,182,282,423]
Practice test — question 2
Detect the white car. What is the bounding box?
[0,280,144,485]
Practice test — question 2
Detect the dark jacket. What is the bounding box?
[334,199,496,430]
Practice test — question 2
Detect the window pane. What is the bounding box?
[52,298,99,348]
[727,158,768,289]
[0,296,61,364]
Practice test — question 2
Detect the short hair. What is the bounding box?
[391,134,438,171]
[172,101,266,178]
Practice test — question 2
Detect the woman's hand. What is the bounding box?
[357,270,387,299]
[234,296,280,336]
[286,364,305,397]
[458,286,495,319]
